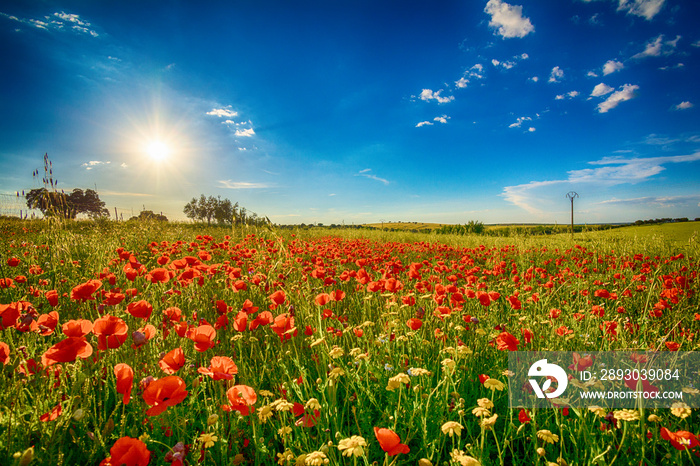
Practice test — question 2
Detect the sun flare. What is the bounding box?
[146,141,170,161]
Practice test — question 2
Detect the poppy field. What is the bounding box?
[0,219,698,466]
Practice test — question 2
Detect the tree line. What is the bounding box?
[183,195,270,226]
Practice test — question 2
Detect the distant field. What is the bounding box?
[362,221,446,230]
[586,221,699,245]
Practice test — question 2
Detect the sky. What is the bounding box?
[1,0,699,225]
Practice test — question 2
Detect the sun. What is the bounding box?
[146,141,170,161]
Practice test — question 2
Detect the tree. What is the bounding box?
[130,210,167,222]
[25,187,108,219]
[184,195,230,225]
[68,189,109,219]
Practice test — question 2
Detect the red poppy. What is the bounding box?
[477,291,491,307]
[518,408,531,424]
[158,347,185,374]
[45,289,59,307]
[197,356,238,380]
[314,293,331,306]
[115,363,134,405]
[295,408,321,427]
[7,257,20,267]
[495,331,520,351]
[0,301,30,330]
[268,290,286,309]
[223,385,257,416]
[270,313,296,341]
[249,311,273,330]
[132,325,156,348]
[103,291,126,306]
[373,427,410,456]
[188,324,216,352]
[142,376,188,416]
[232,311,248,332]
[556,325,573,337]
[62,319,93,337]
[41,336,93,367]
[660,427,700,451]
[40,403,62,422]
[506,295,522,310]
[568,353,594,371]
[521,328,534,344]
[241,299,258,314]
[127,300,153,320]
[330,289,345,301]
[36,311,59,336]
[100,436,151,466]
[0,341,9,365]
[665,341,680,351]
[93,315,129,350]
[70,279,102,302]
[147,267,171,284]
[406,318,423,330]
[163,307,183,323]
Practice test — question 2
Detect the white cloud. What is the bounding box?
[520,53,529,60]
[549,66,564,83]
[557,91,580,100]
[207,107,238,118]
[632,34,680,59]
[529,76,539,82]
[355,169,389,185]
[590,83,614,97]
[617,0,665,20]
[502,152,700,213]
[419,89,454,103]
[234,128,255,137]
[484,0,534,39]
[82,160,110,170]
[218,180,272,189]
[597,84,639,113]
[509,116,531,128]
[416,121,433,127]
[434,115,450,124]
[587,71,599,78]
[2,11,99,36]
[674,101,694,110]
[492,59,516,69]
[602,60,624,75]
[528,127,536,132]
[455,77,469,88]
[598,194,700,207]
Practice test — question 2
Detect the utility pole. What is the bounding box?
[566,192,579,236]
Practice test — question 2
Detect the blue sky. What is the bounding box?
[1,0,699,224]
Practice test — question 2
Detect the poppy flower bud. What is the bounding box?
[72,409,85,421]
[19,446,34,466]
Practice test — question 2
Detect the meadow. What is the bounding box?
[0,219,698,465]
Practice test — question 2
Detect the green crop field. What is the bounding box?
[0,218,698,465]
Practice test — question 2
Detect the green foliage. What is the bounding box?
[183,194,269,227]
[25,188,109,220]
